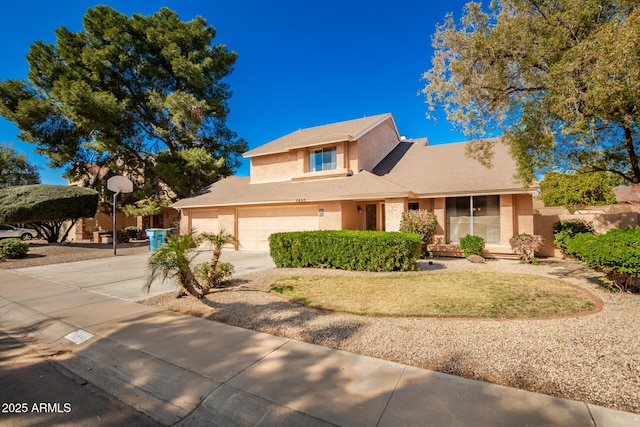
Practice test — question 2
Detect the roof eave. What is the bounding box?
[352,113,398,141]
[243,137,352,158]
[414,187,537,199]
[172,191,413,209]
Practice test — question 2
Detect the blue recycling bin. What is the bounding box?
[146,228,172,251]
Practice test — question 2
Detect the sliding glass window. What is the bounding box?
[446,196,500,244]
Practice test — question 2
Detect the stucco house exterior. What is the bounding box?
[173,113,536,256]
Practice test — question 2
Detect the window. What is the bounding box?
[308,147,337,172]
[408,202,420,211]
[446,196,500,244]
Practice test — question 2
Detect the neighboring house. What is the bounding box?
[67,163,179,242]
[173,113,536,256]
[613,184,640,207]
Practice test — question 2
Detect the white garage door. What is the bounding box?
[190,209,219,234]
[238,206,319,251]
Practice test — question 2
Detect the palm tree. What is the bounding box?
[145,231,205,298]
[200,229,238,289]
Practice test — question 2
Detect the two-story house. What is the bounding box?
[173,113,536,256]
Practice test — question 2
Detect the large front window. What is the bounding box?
[308,147,337,172]
[446,196,500,244]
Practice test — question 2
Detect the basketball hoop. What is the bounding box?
[106,176,134,256]
[107,176,133,193]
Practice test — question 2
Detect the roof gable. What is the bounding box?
[243,113,397,158]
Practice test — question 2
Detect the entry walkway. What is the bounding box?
[0,255,638,426]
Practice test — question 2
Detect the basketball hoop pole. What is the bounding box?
[106,176,133,257]
[112,191,118,256]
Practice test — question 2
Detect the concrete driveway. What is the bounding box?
[8,250,275,302]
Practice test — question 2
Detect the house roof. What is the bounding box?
[613,184,640,204]
[373,138,533,197]
[174,139,534,209]
[172,171,410,209]
[243,113,397,158]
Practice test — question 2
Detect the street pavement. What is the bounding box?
[0,331,159,426]
[0,251,639,426]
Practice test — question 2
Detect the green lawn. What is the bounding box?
[270,271,596,319]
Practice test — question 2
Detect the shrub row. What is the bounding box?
[268,230,422,272]
[565,227,640,292]
[553,220,595,256]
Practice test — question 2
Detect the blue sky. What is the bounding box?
[0,0,472,185]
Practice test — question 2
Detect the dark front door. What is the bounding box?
[365,204,377,230]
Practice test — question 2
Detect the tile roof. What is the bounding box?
[243,113,396,158]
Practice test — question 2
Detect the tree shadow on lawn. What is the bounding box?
[541,258,605,287]
[197,290,365,349]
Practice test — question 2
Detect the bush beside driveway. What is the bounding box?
[0,241,150,270]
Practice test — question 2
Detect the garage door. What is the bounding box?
[190,209,219,234]
[238,206,319,251]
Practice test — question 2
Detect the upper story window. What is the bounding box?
[308,146,337,172]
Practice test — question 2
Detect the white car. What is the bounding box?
[0,224,38,240]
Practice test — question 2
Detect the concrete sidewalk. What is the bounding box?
[1,257,638,426]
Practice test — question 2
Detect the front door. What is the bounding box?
[365,204,377,230]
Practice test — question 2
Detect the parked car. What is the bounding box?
[0,224,38,240]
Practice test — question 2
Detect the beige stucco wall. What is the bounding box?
[341,201,364,230]
[249,151,298,183]
[354,117,399,172]
[499,195,515,246]
[433,197,446,240]
[385,198,407,232]
[347,140,359,172]
[179,209,190,234]
[534,211,640,257]
[250,142,355,183]
[318,201,342,230]
[247,117,397,183]
[514,194,534,235]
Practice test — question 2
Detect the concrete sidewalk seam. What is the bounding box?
[586,402,598,427]
[375,365,407,427]
[7,269,150,302]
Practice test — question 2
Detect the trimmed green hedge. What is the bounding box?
[565,227,640,292]
[553,220,595,256]
[268,230,422,272]
[0,238,29,259]
[0,184,98,223]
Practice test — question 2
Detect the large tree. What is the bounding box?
[0,6,246,200]
[0,145,40,187]
[0,184,98,242]
[422,0,640,185]
[539,171,617,212]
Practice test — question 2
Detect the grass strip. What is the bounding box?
[270,271,596,318]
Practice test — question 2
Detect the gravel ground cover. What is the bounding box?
[0,240,150,269]
[3,245,637,413]
[142,258,640,414]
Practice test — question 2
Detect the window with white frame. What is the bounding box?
[446,195,500,244]
[308,147,337,172]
